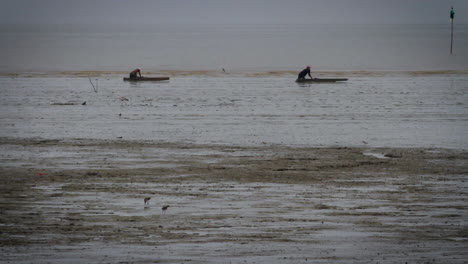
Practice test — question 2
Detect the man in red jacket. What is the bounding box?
[129,68,142,79]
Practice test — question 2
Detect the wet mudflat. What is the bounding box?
[1,138,467,263]
[0,72,467,263]
[1,73,467,148]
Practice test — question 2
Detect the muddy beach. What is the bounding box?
[1,137,467,263]
[1,71,467,263]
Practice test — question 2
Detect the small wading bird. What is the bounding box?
[144,197,151,206]
[162,205,170,214]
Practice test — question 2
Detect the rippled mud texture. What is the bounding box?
[1,138,467,263]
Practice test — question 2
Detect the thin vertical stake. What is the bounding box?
[450,18,453,55]
[450,6,455,55]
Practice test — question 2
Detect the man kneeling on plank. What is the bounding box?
[129,68,142,79]
[297,66,313,81]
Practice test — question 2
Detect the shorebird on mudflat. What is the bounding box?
[144,197,151,206]
[162,205,170,214]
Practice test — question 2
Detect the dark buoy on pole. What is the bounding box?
[450,6,455,55]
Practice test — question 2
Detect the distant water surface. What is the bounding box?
[0,24,467,72]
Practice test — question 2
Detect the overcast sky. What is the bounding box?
[1,0,467,26]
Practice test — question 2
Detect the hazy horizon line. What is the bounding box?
[2,21,465,28]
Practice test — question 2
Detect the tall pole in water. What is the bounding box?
[450,6,455,55]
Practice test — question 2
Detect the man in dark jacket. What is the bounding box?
[297,66,313,81]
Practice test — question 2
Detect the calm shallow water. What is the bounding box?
[1,24,467,72]
[0,73,467,149]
